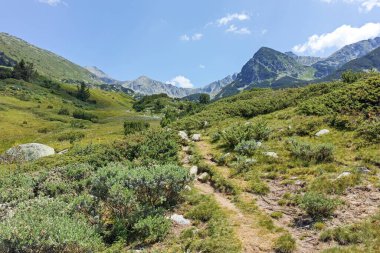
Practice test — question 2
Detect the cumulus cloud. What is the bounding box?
[226,25,251,35]
[293,22,380,54]
[38,0,63,6]
[321,0,380,12]
[217,13,250,26]
[167,76,194,88]
[180,33,203,41]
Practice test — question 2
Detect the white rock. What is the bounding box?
[190,166,198,176]
[263,152,278,159]
[184,185,192,191]
[257,141,262,148]
[170,214,191,225]
[58,149,69,155]
[315,129,330,137]
[6,143,55,162]
[337,172,351,179]
[178,131,189,141]
[192,134,201,142]
[198,172,209,183]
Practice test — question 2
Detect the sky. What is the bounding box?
[0,0,380,88]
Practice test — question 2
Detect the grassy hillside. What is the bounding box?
[0,33,99,83]
[171,73,380,252]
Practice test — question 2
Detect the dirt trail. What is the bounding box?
[182,142,274,253]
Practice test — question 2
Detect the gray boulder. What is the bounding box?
[192,134,201,142]
[170,214,191,225]
[198,172,210,183]
[316,129,330,137]
[178,131,189,142]
[190,166,198,177]
[263,152,278,159]
[6,143,55,162]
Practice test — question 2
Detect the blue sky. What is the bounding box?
[1,0,380,87]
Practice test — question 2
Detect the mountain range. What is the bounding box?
[0,32,379,99]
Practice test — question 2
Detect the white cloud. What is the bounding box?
[261,29,268,35]
[293,22,380,54]
[226,25,251,35]
[180,33,203,41]
[167,76,194,88]
[38,0,63,6]
[199,64,206,69]
[320,0,380,12]
[217,13,250,26]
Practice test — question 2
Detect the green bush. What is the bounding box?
[72,110,98,122]
[287,139,334,164]
[234,140,260,156]
[58,131,85,143]
[274,234,296,253]
[133,215,171,244]
[221,121,271,148]
[0,198,104,253]
[341,70,365,84]
[356,120,380,143]
[123,120,150,135]
[58,107,70,115]
[298,192,340,220]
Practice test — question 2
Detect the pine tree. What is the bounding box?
[77,82,91,101]
[12,59,35,81]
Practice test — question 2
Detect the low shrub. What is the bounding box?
[234,140,260,156]
[58,107,70,115]
[298,192,340,220]
[72,110,98,122]
[356,120,380,143]
[123,120,150,135]
[133,215,171,244]
[58,131,85,143]
[248,177,270,195]
[287,139,334,164]
[274,234,296,253]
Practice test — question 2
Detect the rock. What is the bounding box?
[178,131,189,142]
[198,172,209,183]
[257,141,262,148]
[184,185,192,191]
[357,167,371,174]
[337,171,351,179]
[295,180,306,187]
[58,149,69,155]
[192,134,201,142]
[6,143,55,162]
[170,214,191,225]
[190,166,198,176]
[263,152,278,159]
[315,129,330,137]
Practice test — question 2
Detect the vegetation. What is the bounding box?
[123,120,150,135]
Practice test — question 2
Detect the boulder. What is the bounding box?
[170,214,191,225]
[315,129,330,137]
[190,166,198,177]
[192,134,201,142]
[198,172,210,183]
[58,149,69,155]
[184,185,192,191]
[6,143,55,162]
[337,171,351,179]
[263,152,278,159]
[178,131,189,142]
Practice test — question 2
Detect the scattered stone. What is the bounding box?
[257,141,262,148]
[315,129,330,137]
[182,146,190,152]
[178,131,189,142]
[337,171,351,179]
[190,166,198,177]
[58,149,69,155]
[203,121,209,127]
[6,143,55,162]
[192,134,201,142]
[170,214,191,225]
[198,172,210,183]
[263,152,278,159]
[357,167,371,174]
[184,185,192,191]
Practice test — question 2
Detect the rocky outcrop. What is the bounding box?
[5,143,55,162]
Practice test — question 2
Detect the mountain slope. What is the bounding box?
[0,33,100,83]
[215,47,315,99]
[285,51,323,66]
[122,76,196,98]
[313,37,380,78]
[200,74,237,98]
[85,66,119,84]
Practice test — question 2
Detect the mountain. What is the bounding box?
[85,66,119,84]
[122,76,196,98]
[200,74,237,98]
[285,51,323,66]
[215,47,315,99]
[312,37,380,78]
[0,33,100,83]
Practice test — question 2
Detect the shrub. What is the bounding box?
[221,121,271,148]
[248,177,270,195]
[274,234,296,253]
[287,139,334,164]
[72,110,98,122]
[232,156,256,174]
[58,107,70,115]
[133,215,171,244]
[234,140,261,156]
[327,114,359,131]
[356,120,380,143]
[123,120,150,135]
[0,198,103,253]
[58,131,85,143]
[341,70,365,84]
[298,192,340,220]
[270,211,283,219]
